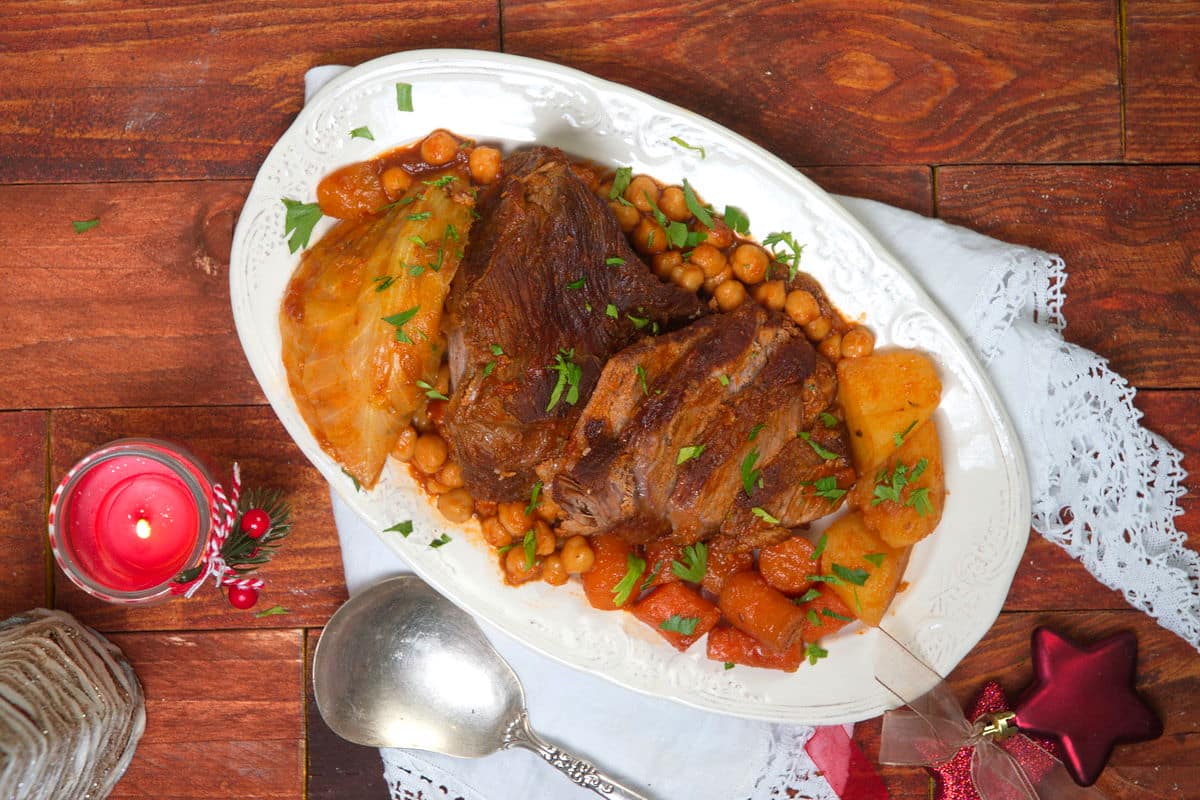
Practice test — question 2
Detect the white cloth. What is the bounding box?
[308,64,1197,800]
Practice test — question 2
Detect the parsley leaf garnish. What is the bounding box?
[682,179,714,227]
[606,256,626,266]
[383,520,413,537]
[565,277,586,290]
[341,468,362,492]
[762,230,805,281]
[798,431,839,460]
[724,661,735,670]
[677,445,705,465]
[822,608,854,622]
[482,361,496,377]
[255,605,289,617]
[415,379,448,401]
[671,542,708,582]
[406,211,432,221]
[863,552,887,568]
[525,481,543,516]
[669,136,707,159]
[819,412,839,428]
[812,476,847,502]
[605,303,619,319]
[798,587,822,603]
[612,553,646,607]
[546,348,582,412]
[636,364,650,396]
[350,126,374,140]
[372,275,399,292]
[522,529,537,569]
[718,374,730,386]
[747,423,765,442]
[490,343,505,356]
[893,420,918,447]
[660,615,700,635]
[666,220,690,248]
[423,175,456,188]
[806,609,821,625]
[282,199,323,253]
[831,563,870,586]
[751,507,780,525]
[72,218,100,234]
[609,167,633,200]
[396,82,413,111]
[627,313,650,329]
[723,206,750,235]
[872,458,928,506]
[645,192,668,227]
[806,643,829,665]
[811,534,828,561]
[740,448,762,495]
[382,306,420,344]
[906,487,934,516]
[429,533,452,548]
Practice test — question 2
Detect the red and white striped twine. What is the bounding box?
[184,463,264,598]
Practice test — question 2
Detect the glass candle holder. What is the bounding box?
[48,438,215,604]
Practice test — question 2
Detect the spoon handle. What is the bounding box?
[504,712,651,800]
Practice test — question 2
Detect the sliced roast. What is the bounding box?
[443,147,704,500]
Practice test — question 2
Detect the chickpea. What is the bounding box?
[436,461,464,489]
[498,501,534,537]
[669,263,687,284]
[730,244,769,284]
[609,200,641,232]
[659,186,691,221]
[420,130,459,166]
[702,266,732,294]
[597,181,613,198]
[411,401,432,432]
[413,433,448,474]
[714,279,747,311]
[381,166,412,200]
[541,554,569,586]
[841,326,875,358]
[438,488,474,523]
[468,146,501,184]
[652,250,682,278]
[481,516,512,548]
[633,217,667,255]
[425,476,451,495]
[697,221,733,249]
[674,265,704,293]
[475,499,498,518]
[804,315,832,341]
[818,333,842,361]
[534,520,556,556]
[784,289,820,326]
[504,545,541,584]
[625,175,661,213]
[689,243,727,278]
[752,280,787,311]
[560,535,596,574]
[391,425,418,462]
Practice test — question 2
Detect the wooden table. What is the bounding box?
[1,2,1196,798]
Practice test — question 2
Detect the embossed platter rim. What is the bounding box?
[230,49,1031,724]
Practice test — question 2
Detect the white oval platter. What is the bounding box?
[230,49,1030,724]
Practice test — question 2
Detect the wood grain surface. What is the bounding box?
[505,0,1121,166]
[1125,1,1200,162]
[0,0,499,183]
[0,411,49,617]
[51,406,346,630]
[936,165,1200,389]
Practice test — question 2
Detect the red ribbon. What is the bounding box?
[805,726,890,800]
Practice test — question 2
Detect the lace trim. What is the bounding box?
[381,750,489,800]
[752,725,840,800]
[964,247,1066,363]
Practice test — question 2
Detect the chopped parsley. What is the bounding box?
[72,218,100,234]
[645,192,668,227]
[805,643,829,665]
[893,420,919,447]
[751,507,780,525]
[525,481,543,516]
[740,448,762,495]
[798,588,822,603]
[415,379,448,401]
[423,175,456,188]
[627,313,650,329]
[612,553,647,607]
[798,431,839,460]
[671,542,708,582]
[429,533,452,548]
[445,223,459,242]
[724,662,735,670]
[254,605,289,617]
[406,264,426,276]
[723,205,750,235]
[636,364,650,396]
[522,529,537,569]
[872,459,928,506]
[372,275,399,292]
[482,361,496,377]
[490,343,505,356]
[831,563,870,586]
[666,220,690,248]
[812,476,847,502]
[565,277,587,290]
[395,82,413,111]
[546,348,582,412]
[383,520,414,537]
[609,167,633,200]
[606,256,626,267]
[605,303,619,319]
[646,229,656,248]
[907,487,934,516]
[409,234,426,247]
[660,615,700,635]
[819,412,839,428]
[676,445,706,465]
[682,179,714,227]
[822,608,854,622]
[762,230,805,281]
[864,552,887,568]
[806,609,821,626]
[747,423,765,442]
[282,199,323,253]
[718,374,730,386]
[669,136,707,159]
[811,534,828,561]
[382,306,420,344]
[406,211,432,221]
[341,468,362,492]
[350,126,374,140]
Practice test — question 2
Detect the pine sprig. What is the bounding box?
[224,488,292,573]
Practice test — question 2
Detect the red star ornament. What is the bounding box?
[1013,628,1162,786]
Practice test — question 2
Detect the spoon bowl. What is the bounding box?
[312,575,649,799]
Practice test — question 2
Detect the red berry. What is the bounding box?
[241,509,271,539]
[228,586,258,609]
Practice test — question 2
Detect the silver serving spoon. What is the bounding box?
[312,575,650,800]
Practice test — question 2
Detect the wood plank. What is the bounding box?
[504,0,1121,165]
[0,1,499,182]
[801,166,933,216]
[51,406,347,631]
[936,166,1200,389]
[1124,1,1200,162]
[855,609,1200,800]
[305,629,391,800]
[106,628,304,799]
[0,411,49,617]
[0,180,262,409]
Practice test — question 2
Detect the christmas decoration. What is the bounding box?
[171,464,291,608]
[1014,629,1162,786]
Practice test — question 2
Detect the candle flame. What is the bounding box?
[135,518,152,539]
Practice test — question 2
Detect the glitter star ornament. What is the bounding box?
[1013,628,1162,786]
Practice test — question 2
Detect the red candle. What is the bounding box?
[49,439,213,603]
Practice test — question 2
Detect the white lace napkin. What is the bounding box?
[308,64,1197,800]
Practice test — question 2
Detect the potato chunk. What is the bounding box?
[819,512,908,626]
[851,418,945,547]
[837,351,941,474]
